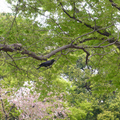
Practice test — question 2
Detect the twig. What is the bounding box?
[0,96,8,120]
[8,104,15,115]
[6,52,19,69]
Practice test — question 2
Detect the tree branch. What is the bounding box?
[0,43,46,60]
[1,38,119,63]
[0,96,8,120]
[79,37,105,43]
[59,1,111,37]
[8,104,15,115]
[6,52,20,69]
[109,0,120,10]
[82,48,90,64]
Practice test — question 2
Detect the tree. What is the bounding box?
[2,0,120,92]
[1,0,120,119]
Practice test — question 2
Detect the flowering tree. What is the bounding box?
[10,90,69,119]
[0,83,69,119]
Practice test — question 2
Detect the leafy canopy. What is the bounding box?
[0,0,119,96]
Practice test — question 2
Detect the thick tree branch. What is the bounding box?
[0,43,22,52]
[0,43,46,60]
[0,43,86,62]
[0,43,84,61]
[21,50,46,60]
[44,44,72,58]
[1,38,119,63]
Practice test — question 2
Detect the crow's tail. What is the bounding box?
[36,66,41,69]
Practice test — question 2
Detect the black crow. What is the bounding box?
[37,59,55,69]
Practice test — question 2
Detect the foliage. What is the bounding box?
[0,0,120,119]
[1,0,120,94]
[0,89,20,119]
[65,58,120,120]
[97,111,115,120]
